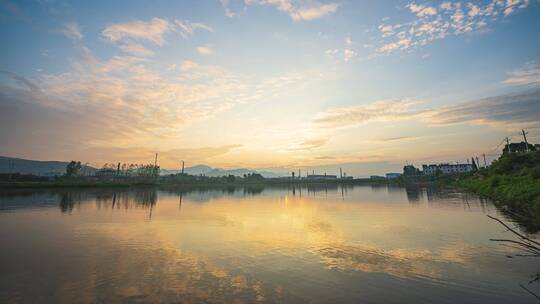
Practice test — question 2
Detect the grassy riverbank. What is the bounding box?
[457,150,540,227]
[0,175,371,189]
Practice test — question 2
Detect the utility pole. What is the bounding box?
[482,153,487,168]
[521,129,529,153]
[340,168,343,179]
[181,160,185,174]
[505,137,511,154]
[154,153,158,177]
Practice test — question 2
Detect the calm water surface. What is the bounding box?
[0,185,538,303]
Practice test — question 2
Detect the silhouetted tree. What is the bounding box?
[403,165,420,176]
[471,157,478,171]
[65,161,82,177]
[245,173,264,180]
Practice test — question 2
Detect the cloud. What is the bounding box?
[118,42,155,57]
[0,45,304,165]
[102,18,213,57]
[314,90,540,130]
[315,156,335,160]
[343,49,356,61]
[325,48,339,56]
[219,0,247,18]
[61,22,83,40]
[325,37,357,62]
[503,0,530,16]
[83,145,243,166]
[103,18,171,45]
[376,136,417,142]
[290,138,329,151]
[314,99,421,128]
[102,18,214,45]
[377,0,531,54]
[245,0,339,21]
[289,3,339,21]
[407,3,437,17]
[503,62,540,86]
[196,46,214,56]
[174,20,214,38]
[426,89,540,127]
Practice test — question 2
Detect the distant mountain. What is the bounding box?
[0,156,95,176]
[160,164,284,178]
[0,156,285,178]
[185,165,214,175]
[159,165,212,176]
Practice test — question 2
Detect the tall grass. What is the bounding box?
[458,150,540,227]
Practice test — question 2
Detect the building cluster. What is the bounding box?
[504,142,538,154]
[292,168,354,180]
[371,161,475,180]
[399,161,475,177]
[421,163,474,175]
[303,174,354,180]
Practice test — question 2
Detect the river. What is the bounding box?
[0,185,538,303]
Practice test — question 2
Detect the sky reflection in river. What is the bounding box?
[0,185,538,303]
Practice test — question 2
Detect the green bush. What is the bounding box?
[457,151,540,230]
[531,164,540,179]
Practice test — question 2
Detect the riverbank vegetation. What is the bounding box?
[457,150,540,227]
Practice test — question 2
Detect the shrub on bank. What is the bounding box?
[457,151,540,227]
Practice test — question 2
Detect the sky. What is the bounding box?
[0,0,539,176]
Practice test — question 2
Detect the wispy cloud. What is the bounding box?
[503,62,540,86]
[288,138,329,151]
[174,20,214,38]
[314,100,421,128]
[118,42,155,57]
[82,145,243,166]
[245,0,339,21]
[220,0,247,18]
[343,48,356,61]
[102,18,214,57]
[315,156,335,160]
[376,0,531,54]
[426,89,540,128]
[325,36,357,62]
[102,17,171,45]
[376,136,417,142]
[314,90,540,129]
[61,22,83,40]
[196,46,214,56]
[0,43,305,164]
[102,18,213,45]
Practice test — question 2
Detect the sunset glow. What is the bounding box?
[1,0,539,175]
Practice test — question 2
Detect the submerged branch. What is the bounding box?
[487,215,540,247]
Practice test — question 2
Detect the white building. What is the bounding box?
[422,163,473,175]
[385,173,402,179]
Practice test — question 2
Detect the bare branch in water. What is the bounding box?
[488,215,540,301]
[520,284,540,300]
[487,215,540,247]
